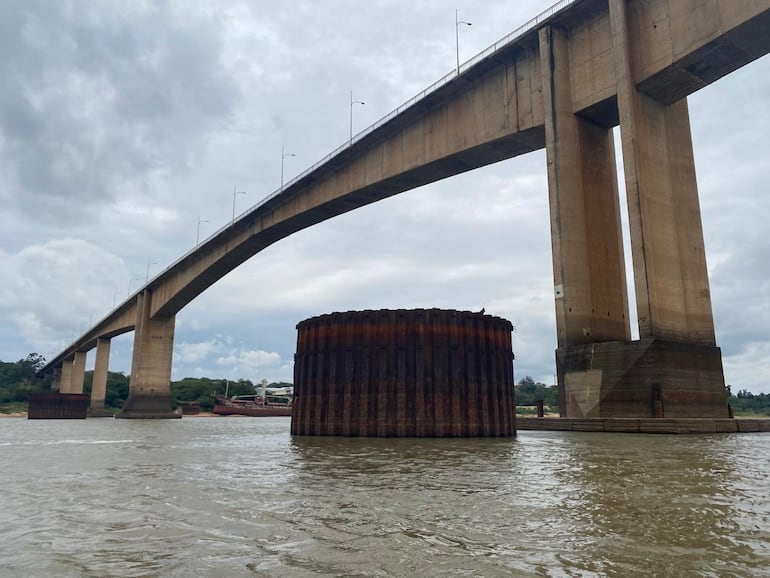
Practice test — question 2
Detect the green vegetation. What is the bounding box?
[0,353,291,413]
[1,354,770,417]
[515,376,558,413]
[514,377,770,417]
[0,353,51,407]
[728,387,770,417]
[170,377,256,411]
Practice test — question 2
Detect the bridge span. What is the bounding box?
[43,0,770,418]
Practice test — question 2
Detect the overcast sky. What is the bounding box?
[0,0,768,392]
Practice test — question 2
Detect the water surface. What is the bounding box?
[1,418,768,577]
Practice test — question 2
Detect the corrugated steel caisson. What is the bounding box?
[291,309,516,437]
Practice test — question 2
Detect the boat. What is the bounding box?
[211,393,293,417]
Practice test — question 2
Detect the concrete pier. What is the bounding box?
[89,337,113,416]
[117,291,179,419]
[518,417,770,434]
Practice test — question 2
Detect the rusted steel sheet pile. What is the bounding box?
[292,309,516,437]
[28,393,89,419]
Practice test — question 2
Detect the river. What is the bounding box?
[0,417,768,577]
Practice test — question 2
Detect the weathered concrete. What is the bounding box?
[89,337,111,416]
[70,351,87,395]
[540,24,630,349]
[59,359,73,394]
[117,291,179,419]
[518,416,770,434]
[611,0,717,345]
[557,338,728,418]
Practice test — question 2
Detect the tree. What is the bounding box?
[514,376,558,407]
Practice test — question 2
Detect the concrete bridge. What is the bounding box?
[43,0,770,418]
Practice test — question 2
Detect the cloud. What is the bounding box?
[174,335,283,382]
[0,238,128,357]
[0,0,239,222]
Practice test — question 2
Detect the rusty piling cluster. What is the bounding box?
[291,309,516,437]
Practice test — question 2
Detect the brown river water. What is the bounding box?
[1,417,768,577]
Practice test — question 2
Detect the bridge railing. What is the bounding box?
[246,0,575,219]
[56,0,576,365]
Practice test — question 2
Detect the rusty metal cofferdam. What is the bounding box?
[291,309,517,437]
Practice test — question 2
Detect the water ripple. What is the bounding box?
[1,419,769,577]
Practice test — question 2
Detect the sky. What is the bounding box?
[0,0,768,392]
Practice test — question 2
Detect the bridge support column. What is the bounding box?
[117,290,179,419]
[59,359,74,394]
[539,25,631,417]
[70,351,88,394]
[551,0,728,418]
[89,337,112,416]
[611,0,727,417]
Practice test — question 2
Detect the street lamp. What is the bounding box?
[455,9,472,75]
[196,216,209,245]
[145,258,158,282]
[127,276,141,297]
[232,185,246,221]
[350,90,365,145]
[281,146,295,191]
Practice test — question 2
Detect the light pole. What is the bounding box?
[196,216,209,246]
[281,146,295,191]
[455,9,472,75]
[145,258,158,282]
[127,276,141,297]
[232,185,246,221]
[350,91,365,145]
[113,289,119,308]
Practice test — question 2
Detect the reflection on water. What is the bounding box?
[0,418,768,577]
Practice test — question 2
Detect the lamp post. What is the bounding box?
[196,216,209,246]
[281,146,295,191]
[350,91,365,145]
[127,276,141,297]
[145,258,158,283]
[232,185,246,221]
[455,9,472,75]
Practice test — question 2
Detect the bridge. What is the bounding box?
[42,0,770,418]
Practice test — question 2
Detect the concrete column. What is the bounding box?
[539,25,630,349]
[70,350,88,394]
[117,290,179,418]
[610,0,715,345]
[59,359,74,394]
[90,337,111,415]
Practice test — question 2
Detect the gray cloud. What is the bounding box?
[0,0,239,222]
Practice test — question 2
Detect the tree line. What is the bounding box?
[0,353,291,413]
[1,354,768,415]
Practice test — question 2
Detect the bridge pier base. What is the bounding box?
[557,339,729,419]
[117,290,180,419]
